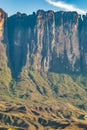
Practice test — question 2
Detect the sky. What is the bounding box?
[0,0,87,16]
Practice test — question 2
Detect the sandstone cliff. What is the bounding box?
[2,10,86,77]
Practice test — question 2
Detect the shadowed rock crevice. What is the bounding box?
[7,14,28,78]
[38,117,70,129]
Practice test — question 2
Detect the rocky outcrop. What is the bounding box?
[0,101,87,130]
[0,8,7,43]
[1,9,87,77]
[0,9,11,86]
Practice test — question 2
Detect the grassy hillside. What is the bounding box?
[0,48,87,129]
[0,43,12,86]
[0,70,87,129]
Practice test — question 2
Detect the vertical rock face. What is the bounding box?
[7,13,28,77]
[79,15,87,73]
[28,10,55,72]
[50,11,81,73]
[1,9,87,77]
[0,8,7,43]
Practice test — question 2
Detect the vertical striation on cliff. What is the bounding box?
[0,8,7,43]
[1,9,87,77]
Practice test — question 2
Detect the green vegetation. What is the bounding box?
[0,42,87,129]
[0,60,87,110]
[0,69,87,129]
[2,70,86,110]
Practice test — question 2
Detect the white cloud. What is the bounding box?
[46,0,87,14]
